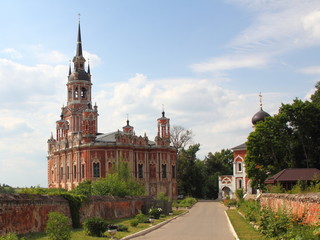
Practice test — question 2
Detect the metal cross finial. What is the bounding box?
[259,92,263,110]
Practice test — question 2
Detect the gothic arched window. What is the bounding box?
[138,164,143,178]
[172,165,176,178]
[238,162,242,172]
[81,87,86,98]
[93,162,100,178]
[74,87,79,98]
[162,164,167,178]
[238,179,242,189]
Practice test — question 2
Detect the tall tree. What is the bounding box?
[170,125,194,152]
[177,144,204,198]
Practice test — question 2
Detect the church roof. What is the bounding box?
[95,131,156,145]
[232,143,246,151]
[76,22,83,57]
[265,168,320,184]
[252,108,270,125]
[68,69,90,81]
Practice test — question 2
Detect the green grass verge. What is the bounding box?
[21,210,186,240]
[226,209,265,240]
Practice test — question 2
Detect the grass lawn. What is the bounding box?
[21,210,186,240]
[226,209,265,240]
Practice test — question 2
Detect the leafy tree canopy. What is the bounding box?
[246,83,320,189]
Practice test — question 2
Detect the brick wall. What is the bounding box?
[80,196,151,222]
[0,194,154,236]
[260,193,320,225]
[0,194,70,236]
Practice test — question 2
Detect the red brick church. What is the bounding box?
[47,21,177,199]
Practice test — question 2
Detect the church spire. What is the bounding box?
[76,18,83,57]
[72,14,86,72]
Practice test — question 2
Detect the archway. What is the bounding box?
[222,186,231,198]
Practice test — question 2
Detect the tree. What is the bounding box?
[177,144,204,198]
[246,90,320,189]
[311,81,320,105]
[72,180,92,196]
[170,125,194,152]
[202,149,233,199]
[0,184,15,194]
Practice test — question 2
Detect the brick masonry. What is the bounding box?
[80,196,149,222]
[0,194,70,236]
[0,194,155,236]
[260,193,320,225]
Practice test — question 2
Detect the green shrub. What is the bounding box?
[259,208,290,238]
[0,233,25,240]
[224,198,238,208]
[92,173,145,197]
[116,224,128,232]
[130,219,139,227]
[149,207,162,219]
[83,217,108,237]
[135,212,149,223]
[157,192,169,201]
[17,186,67,195]
[71,180,92,196]
[45,212,71,240]
[179,197,197,208]
[235,188,244,201]
[265,183,285,193]
[238,200,261,223]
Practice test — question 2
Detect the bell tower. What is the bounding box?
[155,108,170,146]
[59,19,96,137]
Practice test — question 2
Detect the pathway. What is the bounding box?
[132,201,235,240]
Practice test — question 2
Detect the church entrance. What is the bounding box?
[222,186,231,198]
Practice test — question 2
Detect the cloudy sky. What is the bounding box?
[1,0,320,187]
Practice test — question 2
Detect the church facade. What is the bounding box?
[47,22,177,199]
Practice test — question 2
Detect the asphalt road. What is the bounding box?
[133,201,235,240]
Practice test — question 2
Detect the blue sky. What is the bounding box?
[1,0,320,187]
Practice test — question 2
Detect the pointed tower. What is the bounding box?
[123,120,134,134]
[155,109,170,146]
[123,116,134,134]
[81,103,98,143]
[56,108,69,143]
[63,19,95,136]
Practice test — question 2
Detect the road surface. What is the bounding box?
[133,201,235,240]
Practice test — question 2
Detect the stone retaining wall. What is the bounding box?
[0,194,156,236]
[80,196,150,222]
[260,193,320,225]
[0,194,70,236]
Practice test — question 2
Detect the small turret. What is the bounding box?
[252,93,270,125]
[123,117,134,134]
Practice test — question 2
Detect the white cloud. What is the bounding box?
[300,65,320,75]
[191,54,268,73]
[302,10,320,38]
[193,0,320,73]
[29,45,69,64]
[94,74,285,159]
[2,48,22,59]
[83,50,101,67]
